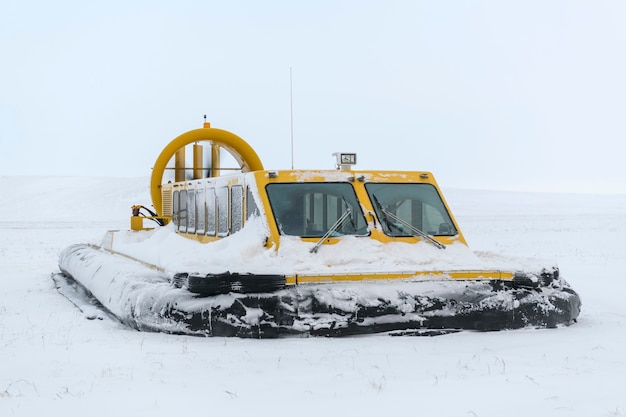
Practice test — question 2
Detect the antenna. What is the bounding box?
[290,67,294,169]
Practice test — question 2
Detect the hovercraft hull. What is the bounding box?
[57,244,581,338]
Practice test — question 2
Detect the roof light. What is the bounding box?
[333,152,357,170]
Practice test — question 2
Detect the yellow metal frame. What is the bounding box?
[150,124,264,217]
[251,169,468,249]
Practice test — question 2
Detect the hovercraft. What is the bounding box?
[55,121,581,338]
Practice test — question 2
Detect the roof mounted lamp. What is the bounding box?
[333,152,357,170]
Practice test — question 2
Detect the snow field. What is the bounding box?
[1,177,625,416]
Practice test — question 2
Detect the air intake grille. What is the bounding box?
[162,189,173,216]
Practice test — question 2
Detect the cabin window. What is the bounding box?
[246,186,260,220]
[178,189,188,233]
[217,186,229,237]
[173,190,180,229]
[171,183,251,238]
[187,188,196,234]
[266,183,368,237]
[206,187,216,236]
[231,185,243,233]
[365,183,457,237]
[196,188,206,235]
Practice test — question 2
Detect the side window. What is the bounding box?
[187,188,196,234]
[179,189,188,233]
[246,186,260,220]
[231,185,243,234]
[173,190,179,229]
[206,187,216,236]
[196,188,206,235]
[217,186,229,237]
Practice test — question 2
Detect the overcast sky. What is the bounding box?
[1,1,625,193]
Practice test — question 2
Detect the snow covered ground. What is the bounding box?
[1,176,625,416]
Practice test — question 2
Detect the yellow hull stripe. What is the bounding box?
[285,270,515,285]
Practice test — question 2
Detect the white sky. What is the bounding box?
[1,1,625,193]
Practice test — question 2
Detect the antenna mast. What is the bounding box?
[290,67,294,170]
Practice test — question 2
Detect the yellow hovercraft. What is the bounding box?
[56,121,581,337]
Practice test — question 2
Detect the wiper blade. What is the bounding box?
[310,207,353,254]
[372,195,445,250]
[382,209,446,249]
[341,195,358,232]
[371,195,394,234]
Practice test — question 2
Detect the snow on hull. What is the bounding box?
[58,243,581,338]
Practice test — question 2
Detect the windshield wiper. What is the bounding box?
[341,195,358,232]
[372,195,445,250]
[310,207,353,254]
[371,195,395,234]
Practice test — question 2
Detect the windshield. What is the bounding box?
[266,183,368,237]
[365,183,457,237]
